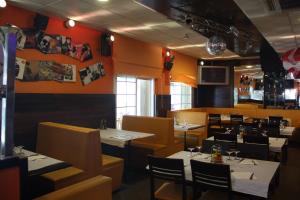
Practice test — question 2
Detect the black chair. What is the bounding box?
[148,155,191,200]
[269,116,283,126]
[252,118,268,129]
[243,134,269,145]
[202,140,236,155]
[207,127,225,138]
[190,160,232,200]
[267,125,280,137]
[214,133,237,143]
[230,114,243,125]
[237,143,269,160]
[208,114,221,127]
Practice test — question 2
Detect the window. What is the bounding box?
[170,82,192,110]
[116,75,154,128]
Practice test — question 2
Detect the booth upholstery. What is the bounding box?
[122,115,183,157]
[167,111,208,147]
[36,122,123,191]
[34,175,112,200]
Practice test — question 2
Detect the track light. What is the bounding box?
[65,19,76,28]
[0,0,6,8]
[166,50,171,57]
[109,34,115,42]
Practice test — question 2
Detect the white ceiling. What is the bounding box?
[234,0,300,54]
[8,0,239,59]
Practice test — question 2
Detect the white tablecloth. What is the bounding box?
[174,124,205,131]
[221,115,249,122]
[280,126,295,136]
[99,128,154,148]
[206,136,287,153]
[168,151,280,198]
[16,149,65,172]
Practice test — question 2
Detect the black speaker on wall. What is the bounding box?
[34,14,49,31]
[100,33,112,56]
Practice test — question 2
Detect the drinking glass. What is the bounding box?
[226,150,234,160]
[188,147,194,158]
[234,150,240,160]
[196,146,202,155]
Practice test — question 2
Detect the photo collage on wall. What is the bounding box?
[79,63,105,85]
[16,57,76,82]
[0,26,93,62]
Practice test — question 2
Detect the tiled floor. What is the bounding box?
[113,145,300,200]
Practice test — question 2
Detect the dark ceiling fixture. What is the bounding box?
[137,0,264,57]
[171,5,258,55]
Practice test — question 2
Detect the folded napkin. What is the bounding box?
[239,159,259,165]
[28,155,46,161]
[231,171,254,180]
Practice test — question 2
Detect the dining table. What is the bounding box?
[174,123,206,150]
[168,151,280,199]
[14,148,71,176]
[205,136,288,162]
[99,128,154,180]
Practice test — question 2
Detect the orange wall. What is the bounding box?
[170,51,198,87]
[0,5,113,94]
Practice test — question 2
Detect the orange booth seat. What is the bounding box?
[36,122,123,192]
[34,175,112,200]
[167,111,208,147]
[122,115,183,157]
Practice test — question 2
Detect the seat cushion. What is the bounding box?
[41,167,83,182]
[131,141,167,151]
[102,154,123,168]
[155,182,192,200]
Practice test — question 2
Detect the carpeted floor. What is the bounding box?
[113,145,300,200]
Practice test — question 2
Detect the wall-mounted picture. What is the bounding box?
[37,32,62,54]
[20,59,76,82]
[63,64,76,82]
[79,63,104,85]
[70,43,93,62]
[61,36,72,55]
[16,57,26,80]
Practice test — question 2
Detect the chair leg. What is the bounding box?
[228,191,233,200]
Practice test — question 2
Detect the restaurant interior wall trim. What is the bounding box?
[0,4,114,94]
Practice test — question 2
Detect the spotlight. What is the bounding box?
[0,0,6,8]
[200,61,204,66]
[166,50,171,57]
[65,19,76,28]
[109,34,115,42]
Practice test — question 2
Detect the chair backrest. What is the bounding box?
[214,133,237,143]
[243,134,269,145]
[208,127,226,138]
[269,116,283,126]
[237,143,269,160]
[202,140,236,155]
[148,156,186,200]
[36,122,102,178]
[266,125,280,137]
[208,114,221,125]
[122,115,173,145]
[190,160,231,191]
[230,114,243,124]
